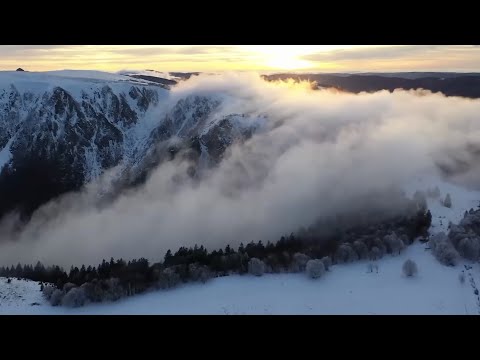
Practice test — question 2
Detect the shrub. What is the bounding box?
[306,259,325,279]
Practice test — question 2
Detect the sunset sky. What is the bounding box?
[0,45,479,73]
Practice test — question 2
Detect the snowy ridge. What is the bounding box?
[118,70,182,82]
[0,71,169,184]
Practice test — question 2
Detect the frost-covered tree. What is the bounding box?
[306,259,325,279]
[335,243,358,264]
[248,258,265,276]
[429,232,459,266]
[49,289,64,306]
[372,238,387,257]
[443,193,452,208]
[369,247,382,261]
[291,253,310,272]
[156,267,181,290]
[62,287,87,308]
[63,282,76,293]
[321,256,332,271]
[448,224,468,247]
[353,240,369,259]
[42,285,55,300]
[457,237,480,261]
[188,263,213,283]
[104,278,124,301]
[402,259,418,277]
[384,233,405,255]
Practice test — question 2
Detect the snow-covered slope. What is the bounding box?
[404,175,480,235]
[1,177,479,315]
[1,240,479,315]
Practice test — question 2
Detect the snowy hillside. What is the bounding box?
[1,176,479,315]
[1,241,479,315]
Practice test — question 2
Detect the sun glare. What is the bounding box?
[266,56,312,70]
[238,45,368,71]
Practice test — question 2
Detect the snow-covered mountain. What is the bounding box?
[0,70,260,218]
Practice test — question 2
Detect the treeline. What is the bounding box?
[0,204,432,308]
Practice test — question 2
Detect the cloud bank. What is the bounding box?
[0,72,480,267]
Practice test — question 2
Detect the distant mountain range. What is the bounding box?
[263,72,480,98]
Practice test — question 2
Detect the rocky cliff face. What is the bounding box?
[0,71,263,219]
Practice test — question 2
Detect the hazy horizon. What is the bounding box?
[2,45,480,73]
